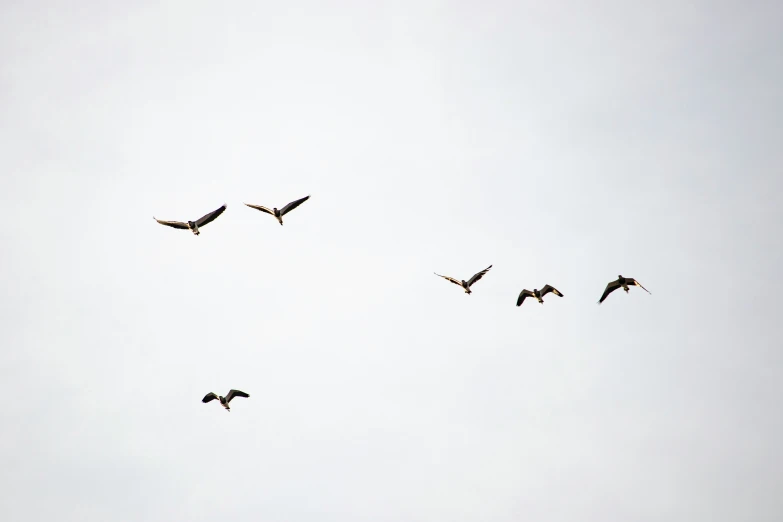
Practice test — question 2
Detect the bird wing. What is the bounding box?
[195,204,227,227]
[244,203,275,215]
[466,265,492,287]
[516,289,534,306]
[541,284,563,297]
[598,280,622,304]
[628,278,651,294]
[202,392,219,403]
[434,273,463,287]
[153,217,190,230]
[225,389,249,402]
[279,195,310,216]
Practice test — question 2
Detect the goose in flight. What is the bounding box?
[516,284,564,306]
[245,195,310,225]
[202,389,250,412]
[153,204,227,235]
[598,275,650,304]
[434,265,492,295]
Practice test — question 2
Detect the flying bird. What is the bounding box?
[244,195,310,225]
[202,389,250,412]
[598,275,651,304]
[434,265,492,295]
[516,284,564,306]
[153,204,227,235]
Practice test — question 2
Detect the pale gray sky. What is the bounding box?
[1,1,782,521]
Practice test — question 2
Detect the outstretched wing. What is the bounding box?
[154,217,190,230]
[467,265,492,287]
[541,284,563,297]
[280,195,310,216]
[245,203,275,216]
[434,273,463,287]
[516,289,534,306]
[202,392,219,403]
[195,204,227,227]
[627,278,651,294]
[225,389,249,403]
[598,279,622,304]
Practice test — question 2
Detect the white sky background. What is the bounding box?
[1,1,782,520]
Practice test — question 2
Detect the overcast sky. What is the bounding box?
[1,1,782,521]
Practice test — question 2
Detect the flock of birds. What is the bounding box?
[434,265,650,305]
[153,196,652,412]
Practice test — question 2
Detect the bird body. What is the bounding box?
[202,389,249,412]
[245,195,310,225]
[598,275,650,304]
[516,284,563,306]
[434,265,492,295]
[153,204,227,235]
